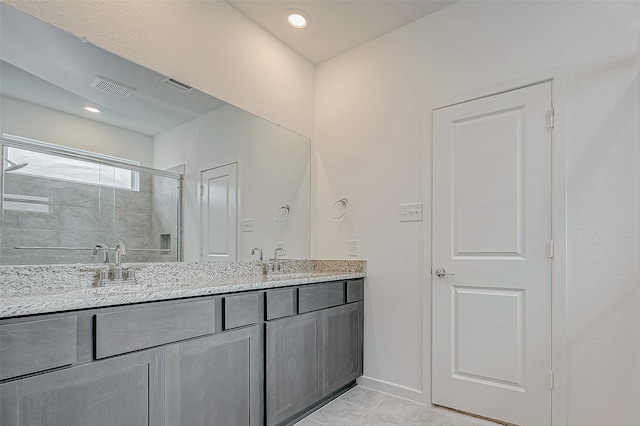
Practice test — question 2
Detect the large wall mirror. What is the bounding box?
[0,4,311,266]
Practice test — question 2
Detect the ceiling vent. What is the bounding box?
[161,77,193,92]
[91,76,136,98]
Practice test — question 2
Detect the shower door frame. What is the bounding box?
[0,136,184,263]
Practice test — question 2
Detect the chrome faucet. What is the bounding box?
[266,247,287,275]
[94,244,110,283]
[251,248,263,261]
[96,243,136,286]
[114,243,126,281]
[115,243,126,267]
[273,247,286,261]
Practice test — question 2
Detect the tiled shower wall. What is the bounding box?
[0,172,179,265]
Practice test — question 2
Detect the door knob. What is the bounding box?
[435,268,454,278]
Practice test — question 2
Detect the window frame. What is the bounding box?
[2,134,141,191]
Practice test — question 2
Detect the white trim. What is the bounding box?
[549,69,568,426]
[422,100,434,406]
[422,65,568,426]
[357,376,423,403]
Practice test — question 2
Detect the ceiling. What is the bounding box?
[0,4,226,136]
[0,2,455,136]
[227,0,456,64]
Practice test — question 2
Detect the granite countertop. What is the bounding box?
[0,260,366,318]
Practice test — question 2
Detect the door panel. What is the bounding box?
[453,107,523,257]
[453,286,525,391]
[266,312,321,426]
[432,82,552,426]
[321,302,363,395]
[0,348,163,426]
[164,326,262,426]
[200,163,237,261]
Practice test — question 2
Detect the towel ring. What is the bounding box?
[274,205,290,223]
[331,198,348,219]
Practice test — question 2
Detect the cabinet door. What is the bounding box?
[0,348,163,426]
[266,310,323,426]
[321,301,364,395]
[165,325,262,426]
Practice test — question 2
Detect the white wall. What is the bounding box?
[2,0,315,138]
[314,1,639,424]
[1,95,153,164]
[153,104,311,262]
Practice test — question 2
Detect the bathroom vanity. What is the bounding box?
[0,261,365,426]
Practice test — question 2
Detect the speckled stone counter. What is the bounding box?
[0,260,366,318]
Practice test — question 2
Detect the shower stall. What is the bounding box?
[0,137,182,266]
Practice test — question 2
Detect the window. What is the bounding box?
[3,135,140,191]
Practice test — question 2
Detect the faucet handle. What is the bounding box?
[99,267,109,283]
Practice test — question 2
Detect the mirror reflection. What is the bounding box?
[1,140,182,265]
[0,4,311,265]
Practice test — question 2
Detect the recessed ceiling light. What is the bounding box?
[84,106,101,113]
[287,11,307,28]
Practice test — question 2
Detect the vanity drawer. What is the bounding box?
[266,287,296,320]
[224,293,261,329]
[0,316,77,380]
[346,279,364,303]
[95,299,215,359]
[298,282,345,314]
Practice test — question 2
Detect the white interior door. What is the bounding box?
[200,163,237,262]
[432,82,553,425]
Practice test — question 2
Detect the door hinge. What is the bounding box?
[548,108,555,130]
[200,185,204,196]
[550,371,555,389]
[549,240,555,258]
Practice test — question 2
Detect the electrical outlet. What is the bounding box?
[348,240,358,257]
[242,219,254,232]
[277,241,285,249]
[400,203,423,222]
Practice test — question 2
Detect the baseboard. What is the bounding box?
[356,376,423,403]
[280,381,357,426]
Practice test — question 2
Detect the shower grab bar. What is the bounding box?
[127,248,171,252]
[14,246,171,252]
[14,246,96,251]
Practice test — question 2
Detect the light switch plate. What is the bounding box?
[242,219,254,232]
[400,203,423,222]
[348,240,358,257]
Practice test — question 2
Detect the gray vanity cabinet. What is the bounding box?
[0,278,364,426]
[266,288,364,426]
[266,310,324,426]
[164,324,262,426]
[321,302,363,395]
[0,347,163,426]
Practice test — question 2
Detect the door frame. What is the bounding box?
[422,66,567,426]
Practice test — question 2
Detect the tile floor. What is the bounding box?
[294,386,500,426]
